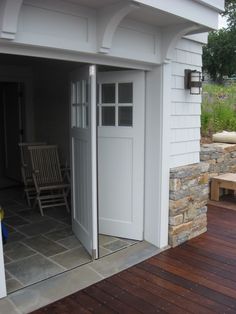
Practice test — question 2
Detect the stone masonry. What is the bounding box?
[200,143,236,176]
[169,162,209,247]
[169,142,236,247]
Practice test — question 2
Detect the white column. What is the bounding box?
[144,62,171,248]
[159,62,172,248]
[90,65,98,259]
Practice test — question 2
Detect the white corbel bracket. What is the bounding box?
[97,1,140,54]
[161,23,201,63]
[0,0,23,40]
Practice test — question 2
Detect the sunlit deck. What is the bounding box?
[32,204,236,314]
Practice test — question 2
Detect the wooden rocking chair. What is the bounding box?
[19,142,46,206]
[28,145,70,216]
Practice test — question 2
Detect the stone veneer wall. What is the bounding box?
[200,143,236,176]
[169,142,236,247]
[169,163,209,247]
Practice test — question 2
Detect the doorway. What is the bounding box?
[0,82,24,189]
[0,54,145,297]
[0,57,94,295]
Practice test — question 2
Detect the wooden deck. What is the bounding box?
[32,205,236,314]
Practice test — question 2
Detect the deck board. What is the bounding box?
[31,205,236,314]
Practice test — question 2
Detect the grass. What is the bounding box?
[201,83,236,138]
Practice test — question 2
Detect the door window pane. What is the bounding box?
[85,80,89,103]
[76,81,82,104]
[72,83,76,104]
[71,83,76,127]
[85,104,89,128]
[102,106,115,126]
[102,83,115,103]
[118,106,133,126]
[118,83,133,103]
[75,104,83,128]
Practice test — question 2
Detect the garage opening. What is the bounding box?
[0,54,141,295]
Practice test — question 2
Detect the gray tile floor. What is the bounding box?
[3,241,164,314]
[1,188,137,294]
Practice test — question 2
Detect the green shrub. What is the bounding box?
[201,83,236,137]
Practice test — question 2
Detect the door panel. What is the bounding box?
[99,137,133,222]
[98,71,145,240]
[70,65,98,258]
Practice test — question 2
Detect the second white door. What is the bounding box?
[97,70,145,240]
[70,65,98,258]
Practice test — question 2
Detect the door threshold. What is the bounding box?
[2,241,168,314]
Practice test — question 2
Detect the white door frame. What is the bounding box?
[0,225,6,298]
[144,64,171,249]
[90,65,98,256]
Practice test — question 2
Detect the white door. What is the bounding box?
[97,70,145,240]
[70,65,98,258]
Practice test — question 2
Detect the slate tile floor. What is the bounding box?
[1,188,137,294]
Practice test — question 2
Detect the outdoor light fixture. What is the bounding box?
[184,69,202,95]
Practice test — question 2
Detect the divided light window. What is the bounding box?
[71,80,89,129]
[97,82,133,127]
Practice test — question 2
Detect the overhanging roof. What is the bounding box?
[133,0,222,30]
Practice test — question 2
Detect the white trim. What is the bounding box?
[90,65,98,259]
[193,0,224,12]
[144,67,161,246]
[0,41,153,71]
[158,62,171,247]
[144,63,171,248]
[0,223,6,299]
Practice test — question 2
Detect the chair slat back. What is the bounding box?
[19,142,46,181]
[28,145,63,186]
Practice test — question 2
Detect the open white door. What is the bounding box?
[70,65,98,258]
[97,70,145,240]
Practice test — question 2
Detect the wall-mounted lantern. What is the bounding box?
[184,69,202,95]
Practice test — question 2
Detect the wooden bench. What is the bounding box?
[211,173,236,201]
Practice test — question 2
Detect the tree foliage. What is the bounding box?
[202,0,236,82]
[224,0,236,29]
[203,30,236,81]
